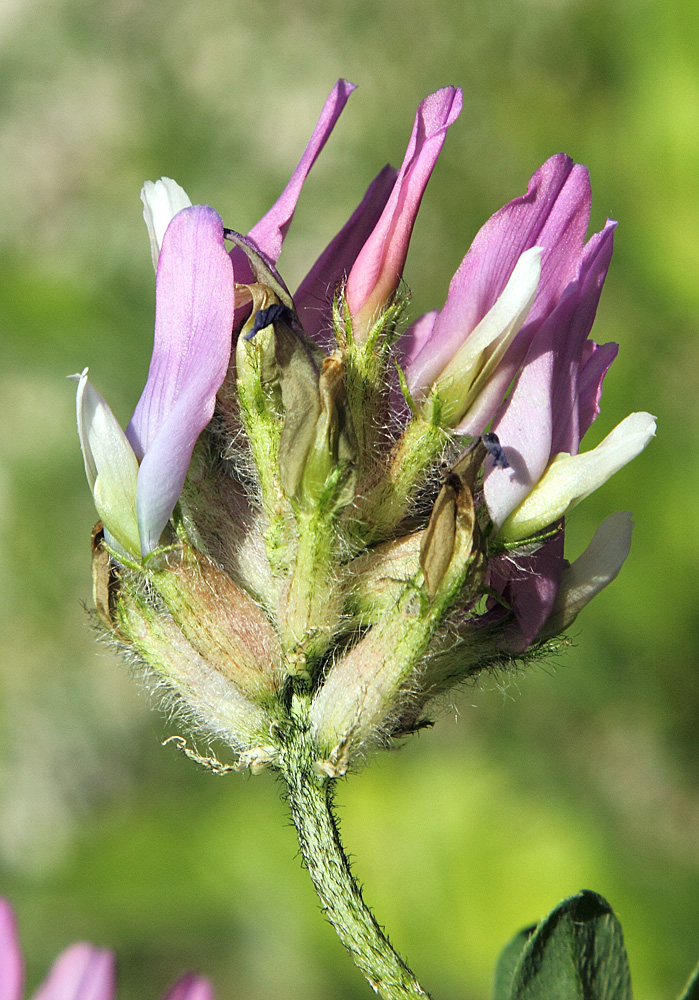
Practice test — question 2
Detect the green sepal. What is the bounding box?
[678,962,699,1000]
[499,890,632,1000]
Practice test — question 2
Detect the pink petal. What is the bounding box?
[406,153,592,395]
[32,944,115,1000]
[162,973,215,1000]
[231,79,356,283]
[127,205,235,554]
[483,221,615,529]
[345,87,462,329]
[294,164,398,347]
[0,900,24,1000]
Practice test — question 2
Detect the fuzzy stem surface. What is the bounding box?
[278,712,430,1000]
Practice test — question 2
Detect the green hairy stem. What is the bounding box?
[277,700,430,1000]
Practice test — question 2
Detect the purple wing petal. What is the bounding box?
[483,221,616,529]
[0,900,24,1000]
[491,532,565,651]
[127,205,235,554]
[406,154,592,394]
[32,944,115,1000]
[230,79,356,284]
[345,87,462,330]
[162,973,216,1000]
[295,164,398,347]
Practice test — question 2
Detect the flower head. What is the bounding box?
[0,899,213,1000]
[75,82,654,774]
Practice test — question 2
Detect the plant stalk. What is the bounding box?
[278,721,430,999]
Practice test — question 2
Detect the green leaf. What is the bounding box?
[506,889,632,1000]
[677,961,699,1000]
[493,924,535,1000]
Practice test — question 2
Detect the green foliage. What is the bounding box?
[495,891,631,1000]
[677,964,699,1000]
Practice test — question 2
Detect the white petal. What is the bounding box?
[500,411,656,542]
[434,247,541,424]
[543,512,634,635]
[72,369,141,557]
[140,177,192,270]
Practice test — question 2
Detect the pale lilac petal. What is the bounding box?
[295,164,398,346]
[578,340,618,439]
[127,205,235,554]
[345,87,463,329]
[230,79,355,285]
[395,310,438,370]
[483,222,616,529]
[407,153,592,394]
[0,900,24,1000]
[32,944,115,1000]
[163,973,216,1000]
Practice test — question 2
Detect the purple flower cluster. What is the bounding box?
[75,78,653,651]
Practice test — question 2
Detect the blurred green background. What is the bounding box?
[1,0,698,997]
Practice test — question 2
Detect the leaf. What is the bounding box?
[677,962,699,1000]
[493,924,535,1000]
[505,890,632,1000]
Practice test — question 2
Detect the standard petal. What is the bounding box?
[499,411,656,542]
[72,369,140,557]
[345,86,463,335]
[162,973,216,1000]
[577,340,618,439]
[32,943,115,1000]
[0,900,24,1000]
[141,178,193,270]
[234,78,355,283]
[542,512,634,636]
[294,164,398,346]
[126,205,235,554]
[406,153,592,394]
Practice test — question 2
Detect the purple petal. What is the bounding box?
[162,973,216,1000]
[32,944,115,1000]
[406,153,592,395]
[578,340,618,440]
[483,221,616,529]
[492,532,565,651]
[0,900,24,1000]
[231,79,356,284]
[127,205,235,554]
[345,87,462,329]
[294,164,398,347]
[395,310,439,370]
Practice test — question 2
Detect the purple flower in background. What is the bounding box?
[0,899,214,1000]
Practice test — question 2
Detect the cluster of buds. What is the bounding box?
[75,80,654,776]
